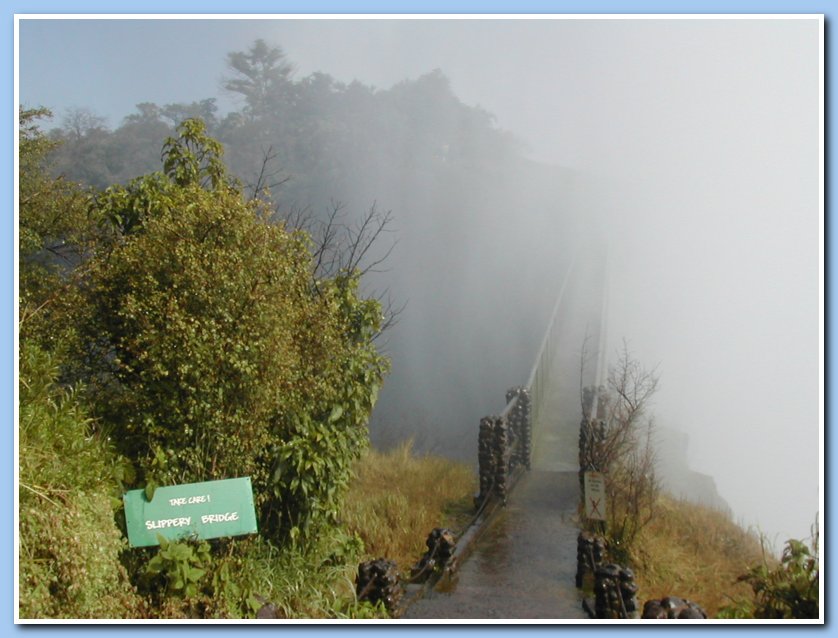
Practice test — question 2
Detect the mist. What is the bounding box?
[18,16,822,548]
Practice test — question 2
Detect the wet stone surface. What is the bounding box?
[404,470,587,620]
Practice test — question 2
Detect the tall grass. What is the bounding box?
[629,493,765,616]
[341,440,477,573]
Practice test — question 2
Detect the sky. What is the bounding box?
[16,14,822,555]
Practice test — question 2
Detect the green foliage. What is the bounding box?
[161,118,227,189]
[76,119,388,543]
[18,108,96,353]
[19,107,94,262]
[719,531,820,619]
[141,537,211,598]
[140,529,374,619]
[18,343,144,619]
[19,110,391,617]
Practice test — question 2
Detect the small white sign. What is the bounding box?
[584,471,607,521]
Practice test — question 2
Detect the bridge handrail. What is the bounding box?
[526,258,576,392]
[588,257,609,421]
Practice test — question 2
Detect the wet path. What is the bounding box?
[404,258,605,620]
[403,470,586,620]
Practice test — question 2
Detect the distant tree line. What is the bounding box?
[46,39,519,212]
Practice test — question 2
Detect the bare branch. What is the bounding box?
[247,145,290,200]
[580,339,660,553]
[373,290,407,342]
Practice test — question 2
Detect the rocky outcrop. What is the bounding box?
[656,427,731,515]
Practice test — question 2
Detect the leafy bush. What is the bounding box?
[18,343,144,619]
[141,537,212,599]
[75,119,388,543]
[719,529,820,619]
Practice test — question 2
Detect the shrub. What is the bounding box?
[18,343,144,619]
[719,528,820,619]
[18,108,97,360]
[75,119,388,543]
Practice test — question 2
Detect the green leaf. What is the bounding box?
[188,567,206,582]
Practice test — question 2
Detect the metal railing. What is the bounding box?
[587,256,609,423]
[528,259,576,432]
[475,258,576,507]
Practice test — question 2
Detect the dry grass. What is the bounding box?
[342,440,477,574]
[629,493,767,617]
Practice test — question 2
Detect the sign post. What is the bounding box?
[123,477,258,547]
[584,471,607,522]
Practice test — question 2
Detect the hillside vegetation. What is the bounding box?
[629,494,765,617]
[578,350,818,619]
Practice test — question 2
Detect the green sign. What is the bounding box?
[123,477,258,547]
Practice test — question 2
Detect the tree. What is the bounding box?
[160,98,219,132]
[61,107,108,141]
[49,104,170,189]
[223,39,295,120]
[76,119,388,542]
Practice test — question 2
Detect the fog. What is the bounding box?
[18,16,822,547]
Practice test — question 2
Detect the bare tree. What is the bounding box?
[580,340,660,560]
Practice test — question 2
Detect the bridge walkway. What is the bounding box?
[404,259,606,620]
[402,470,585,620]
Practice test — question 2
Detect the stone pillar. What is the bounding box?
[593,563,639,619]
[410,528,458,581]
[576,531,607,588]
[476,416,496,509]
[356,559,403,612]
[494,416,509,504]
